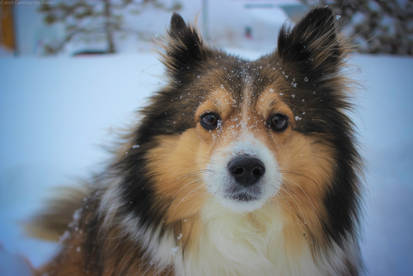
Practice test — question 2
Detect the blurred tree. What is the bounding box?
[39,0,182,55]
[0,2,16,53]
[299,0,413,55]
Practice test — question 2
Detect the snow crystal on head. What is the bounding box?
[59,230,71,244]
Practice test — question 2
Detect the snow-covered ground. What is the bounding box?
[0,50,412,275]
[0,46,12,57]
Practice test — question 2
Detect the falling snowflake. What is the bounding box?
[171,247,179,254]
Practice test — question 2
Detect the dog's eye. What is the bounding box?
[267,113,289,132]
[200,112,221,130]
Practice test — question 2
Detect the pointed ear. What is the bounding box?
[277,7,345,78]
[164,13,209,81]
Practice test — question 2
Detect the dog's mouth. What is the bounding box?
[227,192,258,202]
[224,185,261,202]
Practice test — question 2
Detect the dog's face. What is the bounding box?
[118,8,359,249]
[195,66,312,213]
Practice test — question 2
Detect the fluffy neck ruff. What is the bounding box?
[100,185,351,276]
[173,199,326,276]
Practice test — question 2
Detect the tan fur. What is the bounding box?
[277,133,335,251]
[25,186,88,241]
[255,87,295,127]
[146,131,209,223]
[194,88,235,122]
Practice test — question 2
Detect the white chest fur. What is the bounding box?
[170,200,330,276]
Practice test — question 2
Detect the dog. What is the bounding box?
[27,7,362,276]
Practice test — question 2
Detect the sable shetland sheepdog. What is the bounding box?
[27,7,362,276]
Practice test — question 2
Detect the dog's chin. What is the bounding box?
[225,184,261,202]
[227,192,258,202]
[217,186,267,213]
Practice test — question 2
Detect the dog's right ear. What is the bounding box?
[164,13,209,82]
[276,8,345,79]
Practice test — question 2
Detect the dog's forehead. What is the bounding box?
[212,57,276,104]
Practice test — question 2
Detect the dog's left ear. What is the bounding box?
[164,13,209,82]
[276,7,345,78]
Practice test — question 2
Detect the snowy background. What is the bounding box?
[1,1,413,275]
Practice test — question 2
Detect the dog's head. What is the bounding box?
[115,8,360,250]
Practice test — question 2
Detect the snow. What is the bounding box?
[0,246,31,276]
[0,51,412,276]
[171,246,180,254]
[0,46,12,57]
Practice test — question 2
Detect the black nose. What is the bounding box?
[227,155,265,187]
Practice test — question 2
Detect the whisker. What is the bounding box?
[279,170,320,188]
[277,186,316,230]
[277,175,320,213]
[173,184,205,208]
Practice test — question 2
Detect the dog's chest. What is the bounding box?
[168,202,327,276]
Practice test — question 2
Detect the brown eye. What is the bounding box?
[267,113,289,132]
[200,112,221,130]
